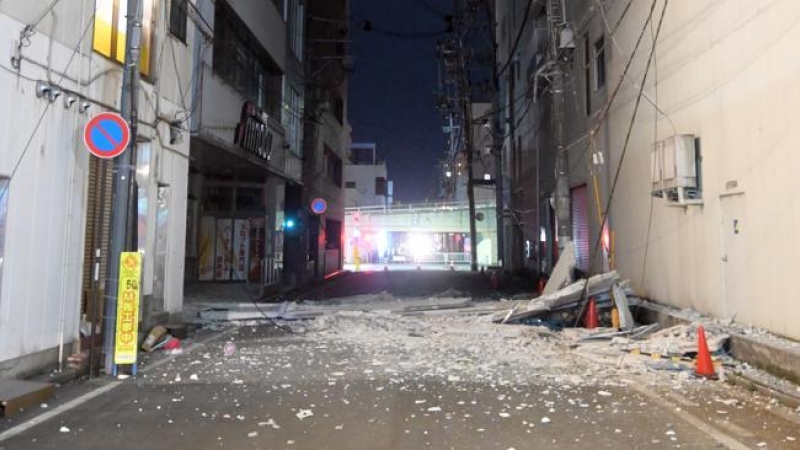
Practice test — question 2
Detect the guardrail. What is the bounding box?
[346,201,496,214]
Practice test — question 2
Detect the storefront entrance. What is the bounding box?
[193,182,282,284]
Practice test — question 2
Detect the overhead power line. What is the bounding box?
[0,16,94,204]
[591,0,669,260]
[360,20,452,38]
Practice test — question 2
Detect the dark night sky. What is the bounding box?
[348,0,454,203]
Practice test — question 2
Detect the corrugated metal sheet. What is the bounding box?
[571,185,590,273]
[81,158,112,317]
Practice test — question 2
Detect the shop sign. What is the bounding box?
[114,252,142,365]
[234,102,274,161]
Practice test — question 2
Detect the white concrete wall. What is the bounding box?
[0,0,192,371]
[345,163,388,208]
[595,0,800,339]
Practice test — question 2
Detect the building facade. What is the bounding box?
[186,0,305,289]
[284,0,351,283]
[0,0,193,377]
[498,0,800,340]
[345,142,391,208]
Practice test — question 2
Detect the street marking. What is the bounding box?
[0,382,121,442]
[0,328,237,443]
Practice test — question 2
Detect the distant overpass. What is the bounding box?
[343,201,498,269]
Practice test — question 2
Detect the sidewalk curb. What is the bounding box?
[637,302,800,394]
[726,372,800,410]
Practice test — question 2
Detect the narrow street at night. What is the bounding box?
[3,0,800,448]
[2,272,800,449]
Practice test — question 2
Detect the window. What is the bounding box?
[324,146,343,187]
[203,185,234,212]
[0,178,8,304]
[345,181,356,189]
[93,0,155,76]
[594,37,606,90]
[213,0,283,117]
[375,177,386,196]
[584,35,591,115]
[235,187,265,212]
[169,0,188,42]
[282,82,303,156]
[284,0,304,61]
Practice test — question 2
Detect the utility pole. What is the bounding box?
[103,0,142,374]
[548,0,572,255]
[484,1,505,270]
[461,47,479,272]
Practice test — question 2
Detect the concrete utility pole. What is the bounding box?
[103,0,143,374]
[484,1,505,270]
[461,52,479,272]
[548,0,572,255]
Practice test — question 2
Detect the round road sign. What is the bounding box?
[84,112,131,159]
[310,198,328,215]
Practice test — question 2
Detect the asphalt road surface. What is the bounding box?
[2,273,799,450]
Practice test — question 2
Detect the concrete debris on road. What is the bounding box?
[494,271,637,326]
[194,293,489,323]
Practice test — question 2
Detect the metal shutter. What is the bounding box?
[81,158,113,316]
[571,185,590,273]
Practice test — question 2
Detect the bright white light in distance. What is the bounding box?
[408,234,432,260]
[376,231,388,255]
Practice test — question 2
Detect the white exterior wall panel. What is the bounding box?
[601,0,800,339]
[0,1,192,374]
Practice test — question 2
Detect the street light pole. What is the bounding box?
[462,63,479,272]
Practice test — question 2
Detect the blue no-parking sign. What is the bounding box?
[310,198,327,215]
[83,112,131,159]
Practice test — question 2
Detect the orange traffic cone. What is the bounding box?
[583,297,599,329]
[694,325,718,379]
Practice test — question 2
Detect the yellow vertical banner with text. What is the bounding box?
[114,252,142,365]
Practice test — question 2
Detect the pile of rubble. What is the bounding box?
[494,271,637,328]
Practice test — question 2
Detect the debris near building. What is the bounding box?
[494,271,637,329]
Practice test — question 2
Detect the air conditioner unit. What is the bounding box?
[651,134,701,204]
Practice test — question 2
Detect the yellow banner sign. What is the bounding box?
[114,252,142,365]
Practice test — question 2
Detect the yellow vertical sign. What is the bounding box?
[114,252,142,365]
